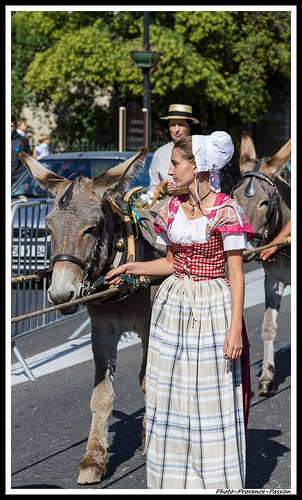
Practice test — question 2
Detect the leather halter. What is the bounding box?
[231,159,277,221]
[52,253,86,270]
[48,177,110,278]
[50,208,109,277]
[230,159,280,253]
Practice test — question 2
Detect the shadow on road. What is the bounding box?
[104,406,146,481]
[11,437,88,478]
[246,428,290,488]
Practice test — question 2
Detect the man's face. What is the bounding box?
[11,121,16,135]
[169,119,190,143]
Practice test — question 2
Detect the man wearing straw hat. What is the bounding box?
[144,104,199,204]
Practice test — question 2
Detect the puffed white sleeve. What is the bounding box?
[221,231,247,251]
[156,230,172,246]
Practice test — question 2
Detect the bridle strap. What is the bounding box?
[230,163,276,199]
[231,161,280,258]
[51,204,109,276]
[241,170,276,188]
[51,253,86,270]
[243,160,261,197]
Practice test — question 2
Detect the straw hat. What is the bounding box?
[159,104,199,124]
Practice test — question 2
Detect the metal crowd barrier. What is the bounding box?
[11,199,86,380]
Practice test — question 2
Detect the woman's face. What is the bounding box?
[168,148,196,189]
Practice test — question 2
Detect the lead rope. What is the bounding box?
[11,273,151,324]
[11,285,120,324]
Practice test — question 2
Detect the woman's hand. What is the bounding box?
[165,179,177,194]
[260,245,277,262]
[223,328,243,360]
[103,246,175,285]
[104,264,128,285]
[260,219,291,262]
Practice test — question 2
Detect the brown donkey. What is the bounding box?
[232,131,291,396]
[19,149,164,484]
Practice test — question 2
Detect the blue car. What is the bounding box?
[11,150,153,272]
[11,150,153,197]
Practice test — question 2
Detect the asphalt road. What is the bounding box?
[9,266,294,492]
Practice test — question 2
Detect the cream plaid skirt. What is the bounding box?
[145,275,246,489]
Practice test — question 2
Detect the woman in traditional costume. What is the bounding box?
[105,132,254,489]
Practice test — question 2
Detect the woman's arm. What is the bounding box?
[223,250,245,360]
[105,245,174,284]
[260,218,291,261]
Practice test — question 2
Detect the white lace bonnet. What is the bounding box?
[192,131,234,193]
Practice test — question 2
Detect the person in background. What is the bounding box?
[16,118,27,137]
[143,104,199,204]
[33,134,51,161]
[11,114,31,186]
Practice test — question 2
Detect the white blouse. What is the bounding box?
[156,204,247,251]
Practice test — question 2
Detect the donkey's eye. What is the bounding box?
[259,200,269,210]
[83,227,97,237]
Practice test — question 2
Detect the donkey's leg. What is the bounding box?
[77,372,115,484]
[77,318,118,485]
[258,276,284,396]
[259,307,279,395]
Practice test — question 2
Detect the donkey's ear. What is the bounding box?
[19,152,67,196]
[239,130,257,174]
[91,147,148,198]
[262,138,291,176]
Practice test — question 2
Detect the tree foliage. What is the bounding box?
[11,10,291,143]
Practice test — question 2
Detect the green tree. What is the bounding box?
[12,10,291,143]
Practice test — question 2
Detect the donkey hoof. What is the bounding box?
[258,380,275,396]
[77,467,102,485]
[77,445,107,485]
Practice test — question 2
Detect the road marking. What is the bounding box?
[11,268,291,386]
[11,332,141,386]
